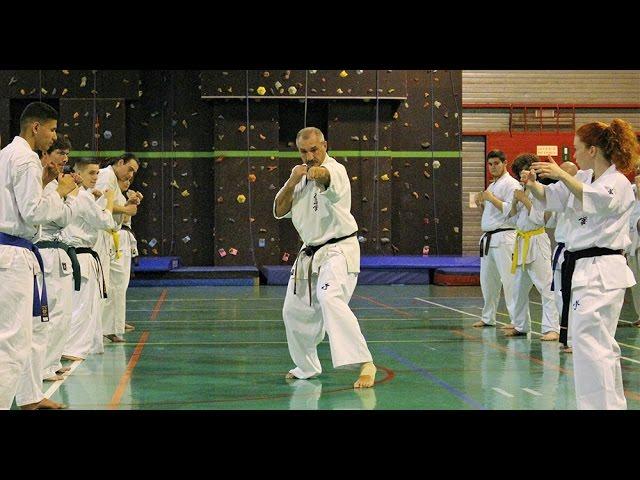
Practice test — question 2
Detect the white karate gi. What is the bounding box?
[95,166,119,334]
[60,188,116,359]
[510,191,559,334]
[15,179,76,406]
[479,171,521,326]
[0,136,68,409]
[625,186,640,322]
[543,165,635,409]
[110,219,137,335]
[101,187,127,336]
[274,156,372,379]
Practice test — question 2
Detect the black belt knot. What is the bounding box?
[76,247,108,299]
[293,231,357,306]
[479,228,515,257]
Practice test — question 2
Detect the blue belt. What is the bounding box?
[0,232,49,322]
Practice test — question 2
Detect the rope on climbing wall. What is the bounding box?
[244,70,257,267]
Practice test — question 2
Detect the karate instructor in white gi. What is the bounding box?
[274,127,376,388]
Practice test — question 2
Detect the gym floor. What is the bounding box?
[44,284,640,410]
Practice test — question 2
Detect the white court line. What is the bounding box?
[622,356,640,365]
[126,316,460,324]
[415,296,640,363]
[522,388,543,396]
[529,300,635,325]
[43,360,83,398]
[413,298,487,319]
[473,306,640,353]
[492,387,514,398]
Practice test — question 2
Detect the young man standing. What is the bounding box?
[473,150,521,329]
[0,103,76,409]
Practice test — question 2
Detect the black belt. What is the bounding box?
[550,242,565,292]
[121,224,134,237]
[559,247,623,346]
[75,247,108,299]
[293,231,357,306]
[35,241,81,291]
[479,228,515,257]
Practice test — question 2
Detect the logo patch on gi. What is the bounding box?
[572,299,581,311]
[606,187,614,195]
[313,193,318,212]
[578,216,587,225]
[321,283,330,290]
[61,262,68,272]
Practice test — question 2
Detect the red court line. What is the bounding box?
[354,294,413,318]
[150,288,169,321]
[109,288,167,410]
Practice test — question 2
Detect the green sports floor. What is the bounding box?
[42,284,640,410]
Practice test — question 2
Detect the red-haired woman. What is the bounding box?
[523,119,640,409]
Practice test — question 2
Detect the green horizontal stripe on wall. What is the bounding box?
[73,150,461,159]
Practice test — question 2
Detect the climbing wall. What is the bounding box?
[126,71,217,265]
[59,98,126,151]
[389,70,462,255]
[327,101,394,255]
[0,69,462,266]
[0,99,9,147]
[212,100,281,266]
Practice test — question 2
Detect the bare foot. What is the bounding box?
[504,329,527,337]
[62,355,83,361]
[36,398,68,409]
[285,372,298,380]
[633,320,640,328]
[20,398,67,410]
[562,346,573,354]
[472,320,493,328]
[354,362,376,388]
[104,334,125,343]
[56,366,71,374]
[499,324,516,330]
[540,331,559,341]
[44,374,64,382]
[125,323,136,332]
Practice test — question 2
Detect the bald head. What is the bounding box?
[560,161,578,177]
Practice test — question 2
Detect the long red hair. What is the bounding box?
[576,119,640,175]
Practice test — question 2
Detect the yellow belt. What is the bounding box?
[511,227,545,274]
[111,231,121,260]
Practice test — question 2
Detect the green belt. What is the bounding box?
[35,241,81,291]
